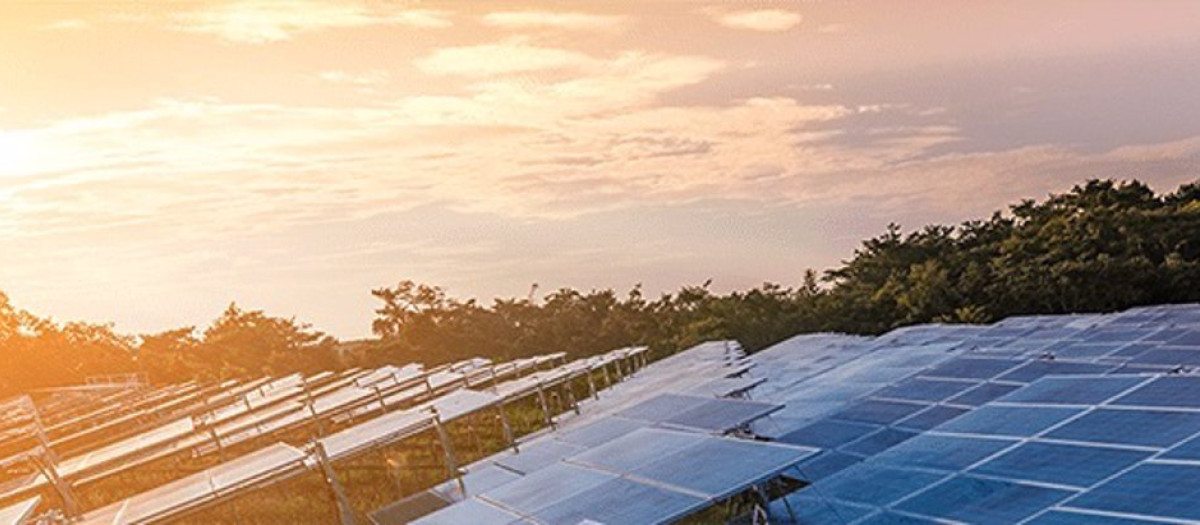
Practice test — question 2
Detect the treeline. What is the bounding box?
[1,179,1198,396]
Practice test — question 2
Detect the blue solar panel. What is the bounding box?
[998,376,1146,405]
[411,498,523,525]
[530,477,704,525]
[494,440,585,475]
[1044,408,1200,447]
[895,475,1073,525]
[481,464,613,514]
[555,417,649,448]
[794,452,862,481]
[997,361,1114,383]
[945,382,1021,407]
[1083,329,1157,343]
[818,464,946,506]
[568,430,705,473]
[770,495,873,525]
[1025,510,1162,524]
[1144,327,1192,343]
[924,358,1020,380]
[1053,343,1124,359]
[872,378,975,402]
[894,405,968,431]
[1110,342,1158,358]
[971,442,1151,487]
[1068,463,1200,521]
[1129,348,1200,366]
[872,434,1015,471]
[662,398,781,433]
[777,419,878,449]
[1165,329,1200,347]
[1161,434,1200,461]
[444,465,523,498]
[628,439,814,498]
[936,405,1082,437]
[1113,376,1200,408]
[856,512,943,525]
[841,428,918,457]
[832,400,926,425]
[616,394,708,422]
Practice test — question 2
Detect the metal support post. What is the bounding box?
[495,402,517,453]
[534,381,554,430]
[586,367,598,400]
[430,409,465,497]
[32,454,79,520]
[312,440,359,525]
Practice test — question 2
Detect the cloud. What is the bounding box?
[169,1,451,44]
[713,9,802,32]
[482,11,628,31]
[40,19,91,31]
[415,40,596,77]
[317,70,390,86]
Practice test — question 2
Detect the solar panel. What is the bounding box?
[81,444,307,525]
[1112,375,1200,408]
[615,394,709,422]
[924,357,1020,380]
[816,463,946,507]
[777,419,878,449]
[659,397,782,433]
[996,360,1114,383]
[1129,348,1200,366]
[626,438,816,499]
[410,497,525,525]
[527,477,704,525]
[0,496,40,525]
[430,464,522,501]
[970,441,1151,487]
[1164,329,1200,347]
[480,463,614,514]
[872,378,975,402]
[423,428,815,525]
[871,434,1016,471]
[1161,434,1200,461]
[318,409,432,461]
[1043,408,1200,447]
[568,429,708,473]
[944,382,1021,407]
[998,375,1147,405]
[840,428,918,457]
[894,475,1074,525]
[935,405,1082,437]
[495,440,586,475]
[832,399,926,425]
[1066,463,1200,522]
[893,405,969,431]
[1025,510,1162,524]
[554,417,651,448]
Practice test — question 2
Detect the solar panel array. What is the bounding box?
[6,303,1200,524]
[69,347,648,524]
[750,304,1200,524]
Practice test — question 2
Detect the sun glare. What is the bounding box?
[0,130,43,177]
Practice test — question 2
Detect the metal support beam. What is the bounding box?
[431,409,465,497]
[586,366,599,400]
[496,402,517,453]
[32,454,79,520]
[563,378,580,415]
[312,440,360,525]
[534,381,555,430]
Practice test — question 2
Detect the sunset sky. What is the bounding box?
[2,1,1199,338]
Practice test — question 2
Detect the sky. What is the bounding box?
[1,1,1199,338]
